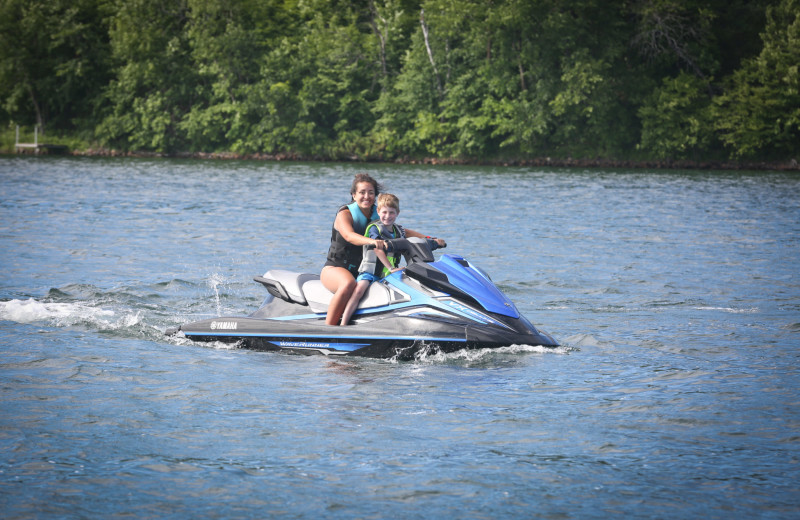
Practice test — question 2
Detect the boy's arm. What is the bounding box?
[374,250,395,272]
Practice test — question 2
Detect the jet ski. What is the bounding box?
[167,238,558,359]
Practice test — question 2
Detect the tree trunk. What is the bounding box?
[420,9,443,98]
[369,1,388,78]
[514,40,526,91]
[26,83,44,134]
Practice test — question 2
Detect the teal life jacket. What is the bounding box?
[358,220,406,278]
[347,200,375,232]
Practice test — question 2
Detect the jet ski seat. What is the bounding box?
[256,270,408,314]
[302,279,399,314]
[256,270,319,305]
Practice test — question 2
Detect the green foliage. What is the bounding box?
[713,0,800,158]
[0,0,795,162]
[98,0,198,152]
[638,73,715,159]
[630,0,717,79]
[179,0,299,152]
[0,0,111,132]
[371,26,441,156]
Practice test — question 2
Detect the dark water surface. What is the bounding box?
[1,157,798,518]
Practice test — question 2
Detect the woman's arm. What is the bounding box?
[404,227,446,247]
[403,227,424,239]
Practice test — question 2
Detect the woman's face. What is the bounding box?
[352,182,376,210]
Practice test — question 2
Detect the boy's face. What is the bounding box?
[377,206,398,227]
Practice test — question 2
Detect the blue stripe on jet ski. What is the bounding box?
[274,341,370,351]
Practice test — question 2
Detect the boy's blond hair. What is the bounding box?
[377,193,400,212]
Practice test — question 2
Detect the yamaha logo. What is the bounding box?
[210,321,237,330]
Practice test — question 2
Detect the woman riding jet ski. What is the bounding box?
[167,238,559,360]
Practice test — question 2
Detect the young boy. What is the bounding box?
[339,193,405,326]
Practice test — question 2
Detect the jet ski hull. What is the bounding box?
[175,310,558,360]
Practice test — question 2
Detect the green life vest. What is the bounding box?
[359,221,406,278]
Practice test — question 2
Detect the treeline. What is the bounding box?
[1,0,798,162]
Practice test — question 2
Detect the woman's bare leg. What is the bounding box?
[321,266,356,326]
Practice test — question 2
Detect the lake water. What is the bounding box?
[1,156,798,519]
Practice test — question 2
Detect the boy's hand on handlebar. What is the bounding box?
[434,238,446,248]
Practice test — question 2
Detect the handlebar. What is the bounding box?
[365,237,445,264]
[366,237,445,252]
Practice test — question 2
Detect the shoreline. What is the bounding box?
[14,146,800,171]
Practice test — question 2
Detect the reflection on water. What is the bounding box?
[1,157,799,518]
